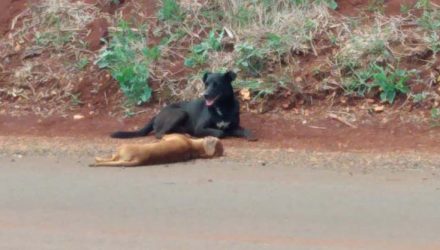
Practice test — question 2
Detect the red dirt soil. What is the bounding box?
[0,0,28,36]
[1,112,439,153]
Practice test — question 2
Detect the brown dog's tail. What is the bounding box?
[110,117,154,139]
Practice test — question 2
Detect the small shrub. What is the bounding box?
[415,0,431,9]
[418,9,440,31]
[235,43,266,77]
[431,107,440,127]
[290,0,338,9]
[370,64,411,104]
[75,57,89,71]
[184,30,224,68]
[96,21,160,105]
[343,66,376,97]
[411,91,428,104]
[158,0,183,22]
[425,32,440,55]
[344,64,414,104]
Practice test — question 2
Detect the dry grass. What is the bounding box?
[0,0,112,116]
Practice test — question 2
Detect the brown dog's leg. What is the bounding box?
[95,154,118,163]
[189,137,220,157]
[90,159,141,167]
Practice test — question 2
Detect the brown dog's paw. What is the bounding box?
[203,137,223,157]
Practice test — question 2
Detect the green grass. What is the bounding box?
[96,21,160,105]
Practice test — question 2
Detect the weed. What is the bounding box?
[417,7,440,55]
[371,64,412,104]
[234,79,276,100]
[289,0,338,9]
[415,0,431,10]
[75,57,89,71]
[411,91,429,104]
[431,107,440,127]
[344,63,414,104]
[68,93,83,106]
[335,22,396,73]
[400,4,411,15]
[343,66,375,97]
[367,0,385,13]
[184,30,224,68]
[158,0,183,22]
[418,9,440,31]
[235,43,266,77]
[425,32,440,55]
[97,21,160,105]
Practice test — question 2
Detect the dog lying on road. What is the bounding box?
[90,134,223,167]
[110,71,257,141]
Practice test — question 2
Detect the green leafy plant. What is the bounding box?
[431,107,440,127]
[235,43,266,77]
[68,93,83,106]
[367,0,385,13]
[290,0,338,9]
[411,91,428,104]
[158,0,183,22]
[344,64,414,104]
[371,64,412,104]
[184,30,224,68]
[418,9,440,31]
[96,21,160,105]
[415,0,431,9]
[425,32,440,55]
[75,57,89,71]
[343,66,376,97]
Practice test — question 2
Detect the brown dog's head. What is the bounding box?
[202,137,224,157]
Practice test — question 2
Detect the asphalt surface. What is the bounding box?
[1,153,440,250]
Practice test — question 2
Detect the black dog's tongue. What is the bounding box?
[205,99,215,106]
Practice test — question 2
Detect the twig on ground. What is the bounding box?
[328,113,357,128]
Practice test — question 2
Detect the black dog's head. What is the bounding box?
[202,71,236,107]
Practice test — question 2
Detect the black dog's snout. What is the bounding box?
[203,89,213,99]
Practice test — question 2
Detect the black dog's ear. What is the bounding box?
[202,72,211,84]
[224,71,237,82]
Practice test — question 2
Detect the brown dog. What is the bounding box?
[90,134,223,167]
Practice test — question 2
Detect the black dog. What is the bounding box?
[110,71,257,141]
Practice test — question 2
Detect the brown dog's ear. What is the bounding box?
[224,71,237,82]
[202,72,211,84]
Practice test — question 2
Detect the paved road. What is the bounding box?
[1,155,440,250]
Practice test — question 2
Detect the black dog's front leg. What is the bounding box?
[228,127,258,141]
[194,118,225,138]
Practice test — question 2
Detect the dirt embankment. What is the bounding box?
[1,0,440,153]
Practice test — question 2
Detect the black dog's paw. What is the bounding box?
[244,130,258,141]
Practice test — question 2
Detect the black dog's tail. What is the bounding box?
[110,118,155,139]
